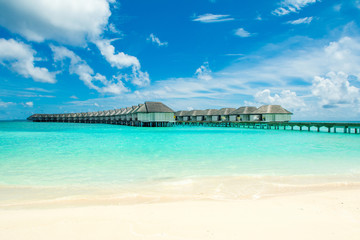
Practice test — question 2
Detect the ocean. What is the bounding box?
[1,121,359,207]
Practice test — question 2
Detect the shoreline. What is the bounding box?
[1,188,360,240]
[2,174,360,209]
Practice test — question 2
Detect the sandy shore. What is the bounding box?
[1,189,360,240]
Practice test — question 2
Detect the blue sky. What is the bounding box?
[0,0,360,120]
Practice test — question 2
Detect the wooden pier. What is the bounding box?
[175,121,360,134]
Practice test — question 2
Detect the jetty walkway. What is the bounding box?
[176,121,360,134]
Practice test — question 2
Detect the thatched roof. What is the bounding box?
[116,108,127,115]
[128,105,139,114]
[213,108,236,116]
[204,109,219,116]
[229,106,257,115]
[123,107,133,115]
[109,110,116,116]
[189,110,207,116]
[175,110,189,116]
[252,105,292,114]
[135,102,174,113]
[104,110,111,116]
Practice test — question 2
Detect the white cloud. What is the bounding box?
[95,39,140,69]
[130,67,150,87]
[256,14,262,21]
[70,95,78,99]
[254,89,306,110]
[0,38,56,83]
[356,1,360,9]
[273,0,319,16]
[108,23,120,34]
[235,28,252,38]
[0,99,15,108]
[51,45,129,94]
[93,73,129,95]
[195,62,212,81]
[333,4,342,12]
[0,0,149,89]
[147,33,168,47]
[193,14,234,23]
[311,72,360,107]
[287,17,313,25]
[95,39,150,86]
[0,0,112,45]
[25,101,34,107]
[25,87,51,93]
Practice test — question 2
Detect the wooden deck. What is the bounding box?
[175,121,360,134]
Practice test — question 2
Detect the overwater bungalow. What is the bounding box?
[252,105,292,122]
[132,101,175,126]
[83,112,89,123]
[70,113,76,122]
[187,110,197,121]
[120,107,130,122]
[203,109,218,122]
[97,111,105,123]
[109,110,116,124]
[175,111,188,121]
[190,110,206,121]
[104,110,111,124]
[131,104,143,123]
[125,106,136,123]
[182,111,191,121]
[115,108,126,124]
[211,108,236,121]
[229,106,257,122]
[74,113,80,123]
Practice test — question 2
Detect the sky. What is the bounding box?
[0,0,360,121]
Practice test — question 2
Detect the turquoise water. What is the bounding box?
[0,121,360,205]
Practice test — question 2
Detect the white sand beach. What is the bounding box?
[1,188,360,240]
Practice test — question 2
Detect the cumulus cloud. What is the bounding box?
[287,17,313,25]
[130,67,150,87]
[0,99,15,108]
[234,28,252,38]
[95,39,150,86]
[0,38,56,83]
[193,14,234,23]
[25,101,34,107]
[147,33,168,47]
[0,0,111,45]
[254,89,306,110]
[311,72,360,108]
[195,62,212,81]
[0,0,150,90]
[51,45,128,95]
[273,0,319,16]
[95,39,140,69]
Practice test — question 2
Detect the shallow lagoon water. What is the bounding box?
[0,121,359,206]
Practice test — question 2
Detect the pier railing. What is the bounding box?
[29,118,360,134]
[175,121,360,134]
